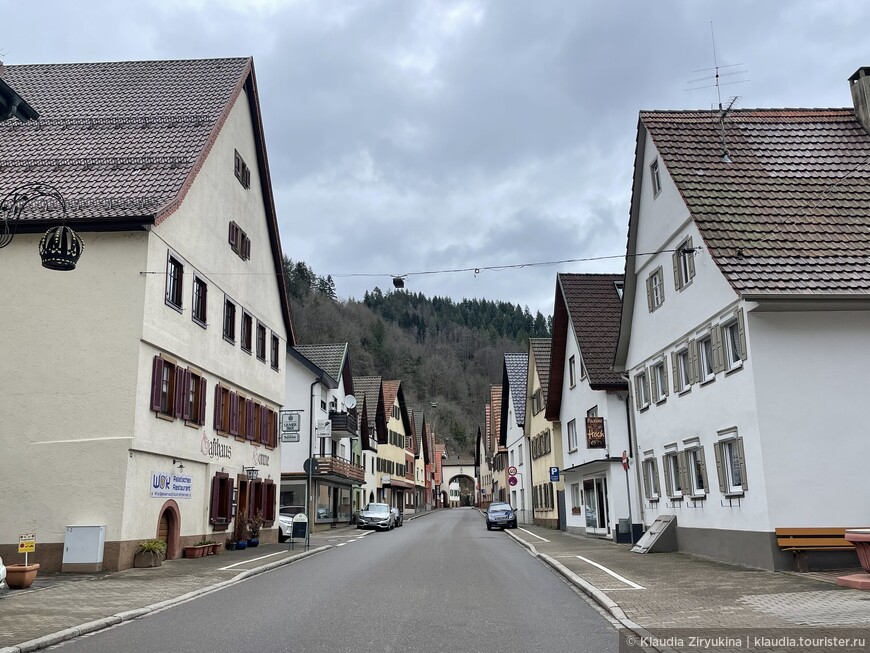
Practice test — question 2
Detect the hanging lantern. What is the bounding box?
[39,224,84,271]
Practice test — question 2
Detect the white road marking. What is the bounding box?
[517,528,550,542]
[219,550,287,570]
[575,555,645,589]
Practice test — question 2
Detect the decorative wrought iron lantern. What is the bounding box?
[0,182,84,270]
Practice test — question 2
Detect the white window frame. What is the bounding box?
[567,419,578,452]
[652,361,668,403]
[642,456,660,502]
[674,236,696,291]
[684,444,708,498]
[716,431,747,496]
[569,356,576,388]
[650,158,662,197]
[674,347,691,393]
[635,370,650,410]
[698,334,715,383]
[664,450,682,499]
[647,267,665,312]
[570,482,581,512]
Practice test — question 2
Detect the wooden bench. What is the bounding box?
[775,527,856,572]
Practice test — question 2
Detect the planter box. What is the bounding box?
[133,551,163,568]
[6,563,40,589]
[184,545,210,558]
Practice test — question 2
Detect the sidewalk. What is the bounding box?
[0,526,365,653]
[505,522,870,651]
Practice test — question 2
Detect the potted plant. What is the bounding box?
[133,539,166,568]
[225,536,237,551]
[571,507,582,515]
[248,511,264,547]
[233,509,249,550]
[184,540,213,558]
[206,539,220,555]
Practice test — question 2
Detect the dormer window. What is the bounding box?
[234,149,251,189]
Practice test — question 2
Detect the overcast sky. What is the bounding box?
[4,1,870,316]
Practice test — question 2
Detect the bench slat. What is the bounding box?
[776,537,854,548]
[774,528,849,536]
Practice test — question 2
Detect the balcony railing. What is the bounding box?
[314,455,365,483]
[329,411,358,438]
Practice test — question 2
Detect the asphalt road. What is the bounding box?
[53,509,619,652]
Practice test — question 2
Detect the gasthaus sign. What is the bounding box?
[151,472,192,499]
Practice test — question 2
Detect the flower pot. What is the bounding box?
[133,551,163,568]
[235,540,247,550]
[247,538,259,548]
[210,544,221,555]
[226,541,237,551]
[184,545,209,558]
[6,563,40,589]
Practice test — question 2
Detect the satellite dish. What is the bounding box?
[344,394,357,409]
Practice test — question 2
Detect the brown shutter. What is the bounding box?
[214,385,224,431]
[230,392,240,435]
[198,377,207,425]
[245,398,255,440]
[181,370,192,421]
[173,366,185,418]
[150,356,164,412]
[737,308,748,361]
[265,481,276,521]
[209,475,220,523]
[225,477,234,521]
[713,442,726,493]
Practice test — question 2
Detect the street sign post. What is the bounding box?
[508,476,518,487]
[549,467,560,482]
[508,465,518,476]
[18,533,36,566]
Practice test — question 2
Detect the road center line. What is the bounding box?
[518,528,550,542]
[219,550,287,570]
[575,555,645,589]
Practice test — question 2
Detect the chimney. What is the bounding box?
[848,67,870,133]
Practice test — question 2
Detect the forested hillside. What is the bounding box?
[283,257,551,457]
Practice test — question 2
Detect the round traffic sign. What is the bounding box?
[508,476,518,486]
[508,465,518,476]
[621,450,629,471]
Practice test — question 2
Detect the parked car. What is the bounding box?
[277,505,305,542]
[485,502,517,530]
[390,507,403,527]
[357,502,395,531]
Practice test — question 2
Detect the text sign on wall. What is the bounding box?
[281,411,301,434]
[151,472,192,499]
[585,417,606,449]
[18,533,36,553]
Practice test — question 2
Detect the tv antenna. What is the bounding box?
[684,22,749,109]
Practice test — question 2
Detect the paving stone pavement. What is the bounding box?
[3,513,870,653]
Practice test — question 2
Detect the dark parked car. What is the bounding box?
[485,502,517,530]
[390,507,403,527]
[357,503,395,531]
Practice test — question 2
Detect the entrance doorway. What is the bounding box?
[582,477,610,536]
[156,501,181,559]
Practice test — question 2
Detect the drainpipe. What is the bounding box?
[620,373,646,538]
[526,430,535,526]
[306,376,320,549]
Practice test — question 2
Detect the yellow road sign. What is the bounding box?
[18,532,36,553]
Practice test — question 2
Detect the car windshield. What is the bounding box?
[364,504,389,514]
[489,503,512,512]
[280,507,302,517]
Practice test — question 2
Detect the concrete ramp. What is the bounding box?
[631,514,677,553]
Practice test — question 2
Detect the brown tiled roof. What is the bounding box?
[382,380,400,415]
[547,274,625,420]
[1,58,250,222]
[491,385,503,448]
[529,338,551,404]
[642,108,870,295]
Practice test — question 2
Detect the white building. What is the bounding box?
[0,57,291,570]
[501,353,530,522]
[547,274,639,542]
[614,70,870,569]
[283,344,362,530]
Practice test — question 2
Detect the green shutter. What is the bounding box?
[712,326,725,373]
[641,461,651,499]
[737,308,748,361]
[736,437,748,490]
[663,455,673,498]
[713,442,726,493]
[677,451,689,494]
[671,352,679,393]
[646,274,654,312]
[697,446,710,494]
[672,249,681,290]
[688,339,699,384]
[686,237,696,280]
[649,367,659,401]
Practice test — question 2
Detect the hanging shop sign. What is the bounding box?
[585,417,606,449]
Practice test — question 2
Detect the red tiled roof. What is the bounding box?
[382,380,400,415]
[1,58,249,222]
[641,108,870,295]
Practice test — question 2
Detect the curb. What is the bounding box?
[0,546,331,653]
[504,530,675,653]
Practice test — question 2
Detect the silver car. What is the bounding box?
[357,503,395,531]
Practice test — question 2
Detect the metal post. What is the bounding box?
[625,463,635,545]
[306,377,319,551]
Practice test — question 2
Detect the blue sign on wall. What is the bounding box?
[549,467,560,482]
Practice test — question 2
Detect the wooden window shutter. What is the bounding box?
[641,462,650,499]
[672,249,681,290]
[213,384,222,430]
[712,326,725,373]
[181,369,192,421]
[697,447,710,492]
[198,376,207,425]
[737,308,748,361]
[649,368,658,400]
[686,238,696,279]
[662,455,673,498]
[645,274,654,311]
[150,356,164,412]
[265,481,276,521]
[736,437,748,490]
[660,364,669,397]
[713,442,726,493]
[688,339,699,384]
[642,372,650,404]
[225,477,234,520]
[209,475,221,523]
[173,366,186,418]
[677,451,689,494]
[230,392,240,435]
[245,398,255,440]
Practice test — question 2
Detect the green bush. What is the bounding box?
[136,538,167,555]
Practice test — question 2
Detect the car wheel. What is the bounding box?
[486,523,492,531]
[278,534,286,543]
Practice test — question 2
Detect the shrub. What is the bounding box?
[136,539,167,556]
